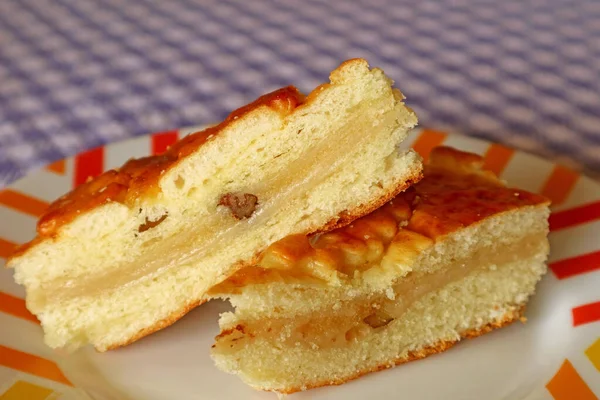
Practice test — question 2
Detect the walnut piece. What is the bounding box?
[219,193,258,219]
[363,310,394,328]
[138,214,168,233]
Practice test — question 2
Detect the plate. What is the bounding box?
[1,127,599,400]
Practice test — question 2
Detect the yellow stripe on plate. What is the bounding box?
[586,337,600,372]
[0,380,55,400]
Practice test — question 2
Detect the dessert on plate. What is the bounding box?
[6,57,551,396]
[210,146,550,393]
[7,59,422,351]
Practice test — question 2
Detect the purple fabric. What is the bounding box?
[1,0,599,186]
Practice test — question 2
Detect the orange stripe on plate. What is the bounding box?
[0,238,18,259]
[573,301,600,327]
[540,164,579,206]
[586,337,600,372]
[74,147,104,187]
[546,359,598,400]
[152,130,179,155]
[550,200,600,231]
[482,143,514,176]
[0,345,72,386]
[0,292,38,323]
[411,129,447,162]
[0,380,55,400]
[550,250,600,280]
[45,159,66,175]
[0,190,49,217]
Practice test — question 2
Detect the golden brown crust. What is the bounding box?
[9,86,304,260]
[272,306,524,394]
[8,58,410,264]
[209,173,421,293]
[409,146,549,238]
[109,173,422,351]
[213,146,549,291]
[315,172,421,234]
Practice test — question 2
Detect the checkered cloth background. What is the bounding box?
[1,0,599,187]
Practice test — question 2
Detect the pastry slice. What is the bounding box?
[7,59,422,351]
[210,146,550,393]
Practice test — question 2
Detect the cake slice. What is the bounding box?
[7,59,422,352]
[210,146,551,393]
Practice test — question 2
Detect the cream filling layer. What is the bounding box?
[214,233,547,352]
[33,101,411,309]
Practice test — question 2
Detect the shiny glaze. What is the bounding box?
[12,87,303,257]
[215,146,549,290]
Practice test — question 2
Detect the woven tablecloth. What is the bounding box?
[1,0,599,186]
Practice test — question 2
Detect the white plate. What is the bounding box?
[1,127,599,400]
